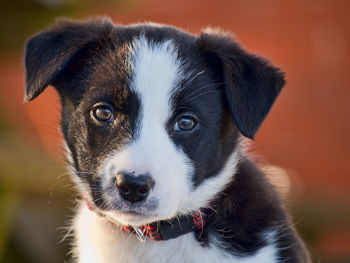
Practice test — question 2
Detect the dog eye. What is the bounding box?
[174,116,197,131]
[91,104,114,123]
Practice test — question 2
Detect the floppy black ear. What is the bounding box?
[24,17,113,102]
[200,29,285,139]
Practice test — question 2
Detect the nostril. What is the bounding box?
[137,186,150,196]
[120,185,131,194]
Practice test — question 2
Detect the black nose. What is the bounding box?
[115,172,155,203]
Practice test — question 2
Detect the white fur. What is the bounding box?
[74,204,278,263]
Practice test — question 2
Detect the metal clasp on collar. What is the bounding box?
[133,227,146,243]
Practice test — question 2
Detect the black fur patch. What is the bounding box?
[200,158,310,261]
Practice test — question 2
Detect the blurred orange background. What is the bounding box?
[0,0,349,262]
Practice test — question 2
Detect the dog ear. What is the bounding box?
[24,17,113,102]
[200,29,285,139]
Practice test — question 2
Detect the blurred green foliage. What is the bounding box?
[0,109,75,262]
[1,0,73,55]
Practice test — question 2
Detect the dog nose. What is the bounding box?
[115,172,155,203]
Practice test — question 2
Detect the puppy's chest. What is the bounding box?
[74,205,225,263]
[74,204,278,263]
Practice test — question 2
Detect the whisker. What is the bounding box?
[183,81,224,99]
[171,70,206,102]
[181,70,205,91]
[181,91,218,105]
[176,82,225,107]
[175,215,182,230]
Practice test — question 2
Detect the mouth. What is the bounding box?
[103,209,157,227]
[119,210,143,216]
[114,209,150,219]
[84,194,160,226]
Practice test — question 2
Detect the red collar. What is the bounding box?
[85,197,205,242]
[121,210,205,242]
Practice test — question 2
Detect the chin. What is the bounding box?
[104,210,159,227]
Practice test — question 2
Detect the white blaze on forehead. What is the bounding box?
[124,35,188,174]
[129,36,183,121]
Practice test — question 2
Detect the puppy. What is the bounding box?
[24,18,310,262]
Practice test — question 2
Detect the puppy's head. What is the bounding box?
[24,18,284,227]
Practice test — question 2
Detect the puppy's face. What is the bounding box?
[24,19,284,227]
[60,34,239,226]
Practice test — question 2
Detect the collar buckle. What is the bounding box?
[133,227,146,243]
